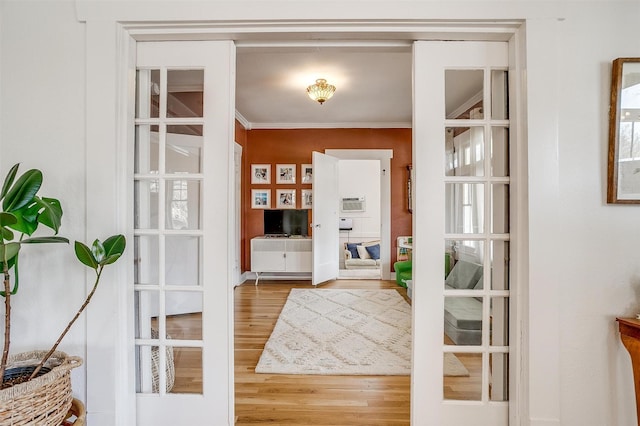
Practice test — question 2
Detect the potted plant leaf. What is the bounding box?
[0,163,126,425]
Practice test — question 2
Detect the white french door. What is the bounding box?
[412,41,511,425]
[311,151,340,285]
[133,40,235,425]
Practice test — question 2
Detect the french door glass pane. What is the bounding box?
[135,125,159,174]
[444,352,481,400]
[169,347,203,394]
[490,241,510,290]
[491,184,509,234]
[134,180,159,230]
[136,69,160,119]
[445,69,484,119]
[165,235,201,286]
[445,127,485,177]
[491,127,510,177]
[135,345,166,393]
[444,296,483,347]
[490,297,509,346]
[134,235,159,286]
[489,353,509,401]
[165,291,203,340]
[491,70,509,120]
[165,179,201,230]
[445,183,485,234]
[166,125,203,174]
[167,70,204,118]
[444,240,485,291]
[135,290,159,339]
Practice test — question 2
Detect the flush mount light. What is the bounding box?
[306,78,336,105]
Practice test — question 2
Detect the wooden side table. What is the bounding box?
[617,317,640,423]
[62,398,86,426]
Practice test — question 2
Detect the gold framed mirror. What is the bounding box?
[607,57,640,203]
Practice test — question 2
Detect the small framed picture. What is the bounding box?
[301,164,313,184]
[251,189,271,209]
[251,164,271,184]
[301,189,312,209]
[276,164,296,184]
[276,189,296,208]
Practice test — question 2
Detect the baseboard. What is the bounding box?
[244,271,312,283]
[236,272,249,286]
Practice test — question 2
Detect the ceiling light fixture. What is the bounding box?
[306,78,336,105]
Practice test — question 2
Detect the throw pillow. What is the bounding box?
[365,243,381,260]
[357,245,371,259]
[346,243,360,259]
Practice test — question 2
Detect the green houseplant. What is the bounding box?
[0,163,126,424]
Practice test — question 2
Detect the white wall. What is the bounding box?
[0,0,88,400]
[1,1,640,425]
[554,7,640,424]
[338,159,381,268]
[338,159,380,235]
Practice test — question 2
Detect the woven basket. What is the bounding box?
[0,351,82,426]
[150,328,175,393]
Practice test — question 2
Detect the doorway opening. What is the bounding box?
[114,20,524,426]
[337,159,382,280]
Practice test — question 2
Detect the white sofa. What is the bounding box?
[344,240,381,269]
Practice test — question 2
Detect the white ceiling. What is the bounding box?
[235,45,484,129]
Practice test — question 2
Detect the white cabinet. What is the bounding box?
[251,237,312,284]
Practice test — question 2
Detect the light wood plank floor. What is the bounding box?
[165,279,482,424]
[234,280,411,425]
[233,279,481,425]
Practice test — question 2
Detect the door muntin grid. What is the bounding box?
[443,67,510,403]
[134,67,205,395]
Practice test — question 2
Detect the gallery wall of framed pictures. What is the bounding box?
[249,163,313,209]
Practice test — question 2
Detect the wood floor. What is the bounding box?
[165,279,482,424]
[233,279,480,425]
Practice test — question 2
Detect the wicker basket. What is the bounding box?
[150,328,175,393]
[0,351,82,426]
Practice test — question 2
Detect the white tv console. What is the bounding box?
[250,236,312,285]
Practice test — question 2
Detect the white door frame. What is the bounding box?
[325,149,393,281]
[87,20,529,426]
[233,142,243,287]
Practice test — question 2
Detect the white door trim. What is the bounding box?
[233,142,243,287]
[89,20,528,426]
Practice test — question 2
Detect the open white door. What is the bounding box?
[134,40,235,425]
[412,41,511,426]
[311,151,339,285]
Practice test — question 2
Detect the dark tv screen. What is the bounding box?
[264,209,309,236]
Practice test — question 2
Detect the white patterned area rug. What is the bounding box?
[255,288,469,376]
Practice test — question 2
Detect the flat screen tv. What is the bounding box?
[264,209,309,237]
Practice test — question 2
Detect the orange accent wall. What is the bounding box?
[242,128,412,273]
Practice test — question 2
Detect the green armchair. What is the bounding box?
[395,253,452,289]
[394,260,412,288]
